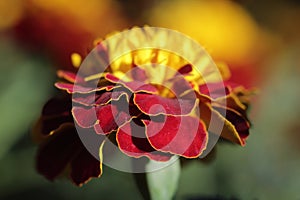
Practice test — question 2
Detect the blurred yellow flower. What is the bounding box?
[28,0,127,36]
[0,0,24,30]
[149,0,264,67]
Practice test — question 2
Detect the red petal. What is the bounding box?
[41,115,73,135]
[73,92,110,106]
[36,124,81,181]
[105,73,158,94]
[42,95,72,116]
[131,66,148,82]
[143,115,208,158]
[168,75,194,97]
[72,93,101,106]
[55,82,115,94]
[199,82,230,99]
[116,120,172,161]
[73,95,132,134]
[72,90,128,106]
[57,70,83,83]
[178,64,193,74]
[134,93,196,116]
[72,107,98,128]
[40,96,72,135]
[37,123,106,185]
[213,106,250,144]
[70,147,102,186]
[93,104,131,135]
[95,43,109,67]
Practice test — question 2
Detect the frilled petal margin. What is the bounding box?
[72,104,131,135]
[57,70,78,83]
[55,82,115,94]
[143,115,208,158]
[199,102,249,146]
[72,90,126,106]
[36,123,103,186]
[133,93,196,116]
[116,119,172,161]
[213,106,250,144]
[104,73,159,94]
[116,116,207,160]
[36,96,73,137]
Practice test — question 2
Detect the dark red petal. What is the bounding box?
[73,95,132,134]
[131,66,148,82]
[213,106,250,144]
[41,115,73,135]
[199,102,244,146]
[134,93,196,116]
[116,120,172,161]
[104,73,119,83]
[40,95,72,135]
[73,92,110,106]
[72,93,99,106]
[167,75,194,97]
[72,89,128,107]
[213,91,250,124]
[72,107,98,128]
[70,147,102,186]
[178,64,193,74]
[105,73,158,94]
[57,70,83,83]
[94,43,110,67]
[199,82,230,99]
[36,124,81,181]
[42,96,72,116]
[55,82,115,94]
[143,115,208,158]
[94,104,131,135]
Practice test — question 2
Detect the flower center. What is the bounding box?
[152,84,176,98]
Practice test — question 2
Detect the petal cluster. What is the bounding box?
[33,27,252,186]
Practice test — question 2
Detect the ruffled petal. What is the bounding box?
[143,115,208,158]
[42,95,72,116]
[134,93,196,116]
[213,105,250,144]
[36,123,105,186]
[178,64,193,74]
[72,106,98,128]
[93,104,131,135]
[199,82,230,99]
[105,73,158,94]
[116,120,172,161]
[36,124,81,181]
[130,66,148,82]
[38,96,72,136]
[55,82,115,94]
[70,144,102,186]
[72,90,127,106]
[57,70,82,83]
[166,75,195,97]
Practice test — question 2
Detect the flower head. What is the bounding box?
[33,27,252,186]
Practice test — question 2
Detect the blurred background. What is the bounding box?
[0,0,300,199]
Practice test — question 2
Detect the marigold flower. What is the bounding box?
[33,27,252,186]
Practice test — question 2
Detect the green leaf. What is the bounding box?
[146,156,181,200]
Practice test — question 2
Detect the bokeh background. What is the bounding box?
[0,0,300,199]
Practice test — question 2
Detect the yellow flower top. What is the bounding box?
[82,27,230,93]
[149,0,263,66]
